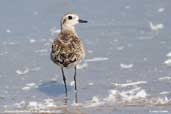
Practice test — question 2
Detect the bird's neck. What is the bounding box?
[61,25,77,35]
[59,25,79,42]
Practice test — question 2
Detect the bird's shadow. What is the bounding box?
[38,80,72,97]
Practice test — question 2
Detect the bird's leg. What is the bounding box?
[74,66,77,91]
[61,67,67,103]
[74,66,78,103]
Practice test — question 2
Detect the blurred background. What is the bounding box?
[0,0,171,113]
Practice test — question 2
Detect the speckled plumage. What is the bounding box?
[51,30,85,68]
[50,13,87,103]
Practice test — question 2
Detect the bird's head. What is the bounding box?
[60,13,88,32]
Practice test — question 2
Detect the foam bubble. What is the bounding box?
[112,81,147,88]
[29,39,36,43]
[158,8,165,13]
[120,63,134,69]
[149,22,164,32]
[164,59,171,66]
[70,81,75,86]
[16,67,29,75]
[85,57,109,62]
[166,52,171,57]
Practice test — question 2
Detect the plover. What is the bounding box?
[51,13,88,102]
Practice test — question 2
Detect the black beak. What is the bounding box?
[79,19,88,23]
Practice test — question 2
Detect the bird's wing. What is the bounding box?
[51,33,84,67]
[70,36,85,59]
[51,39,63,63]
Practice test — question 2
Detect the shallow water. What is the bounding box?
[0,0,171,113]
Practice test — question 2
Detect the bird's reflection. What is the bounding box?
[63,91,78,105]
[75,91,78,103]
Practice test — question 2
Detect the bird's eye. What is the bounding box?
[68,16,72,20]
